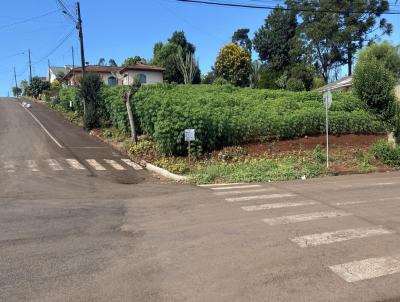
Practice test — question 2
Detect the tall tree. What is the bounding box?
[336,0,392,75]
[214,43,251,87]
[232,28,252,55]
[98,58,106,66]
[253,7,299,72]
[286,0,343,82]
[176,50,198,84]
[152,31,201,84]
[108,59,118,67]
[122,56,146,66]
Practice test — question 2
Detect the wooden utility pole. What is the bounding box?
[72,46,75,78]
[28,49,32,84]
[13,67,19,97]
[48,59,51,83]
[76,2,85,75]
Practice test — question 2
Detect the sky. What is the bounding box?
[0,0,400,96]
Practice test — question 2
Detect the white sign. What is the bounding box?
[323,90,332,109]
[184,129,195,142]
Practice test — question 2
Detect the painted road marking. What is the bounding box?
[86,159,106,171]
[263,211,352,226]
[65,159,86,170]
[4,161,15,173]
[211,185,261,190]
[20,103,63,148]
[330,255,400,282]
[121,159,143,170]
[46,159,63,171]
[226,193,295,203]
[241,201,317,212]
[291,227,393,248]
[104,159,126,171]
[334,197,400,206]
[26,160,39,172]
[214,188,273,196]
[199,183,245,187]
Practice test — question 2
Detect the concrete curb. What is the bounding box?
[144,162,188,182]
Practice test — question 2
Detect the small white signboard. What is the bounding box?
[323,90,332,109]
[184,129,195,142]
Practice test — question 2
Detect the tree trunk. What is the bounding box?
[347,46,352,76]
[125,92,137,143]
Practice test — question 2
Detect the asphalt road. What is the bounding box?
[2,97,400,302]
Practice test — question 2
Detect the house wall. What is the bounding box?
[396,84,400,101]
[68,72,119,86]
[122,70,163,85]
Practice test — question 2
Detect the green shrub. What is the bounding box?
[372,139,400,166]
[286,78,305,91]
[354,55,396,119]
[128,140,157,156]
[134,84,385,156]
[59,87,82,113]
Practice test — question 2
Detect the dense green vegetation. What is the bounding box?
[134,84,385,155]
[56,83,386,156]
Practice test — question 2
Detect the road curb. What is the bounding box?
[143,162,188,182]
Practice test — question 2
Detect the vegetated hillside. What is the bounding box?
[134,84,385,156]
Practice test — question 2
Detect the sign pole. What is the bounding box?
[188,140,191,164]
[326,102,329,168]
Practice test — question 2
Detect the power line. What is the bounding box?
[0,9,62,31]
[33,27,75,65]
[176,0,400,14]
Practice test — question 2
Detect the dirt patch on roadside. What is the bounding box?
[246,134,386,156]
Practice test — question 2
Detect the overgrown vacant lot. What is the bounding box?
[133,84,385,156]
[54,83,397,183]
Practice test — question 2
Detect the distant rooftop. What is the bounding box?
[317,76,353,93]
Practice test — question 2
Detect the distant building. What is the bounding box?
[317,75,400,100]
[317,76,353,93]
[48,66,73,83]
[63,64,164,86]
[118,64,165,85]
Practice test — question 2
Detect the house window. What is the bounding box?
[137,73,147,84]
[108,76,117,86]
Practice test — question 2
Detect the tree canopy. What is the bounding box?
[232,28,252,55]
[151,31,201,84]
[214,43,251,87]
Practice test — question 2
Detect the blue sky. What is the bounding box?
[0,0,399,96]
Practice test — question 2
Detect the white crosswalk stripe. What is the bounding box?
[290,227,393,248]
[241,201,317,212]
[199,183,245,187]
[263,211,352,226]
[104,159,126,171]
[214,188,273,196]
[4,161,16,173]
[226,193,295,203]
[46,159,64,171]
[121,158,143,170]
[211,185,261,190]
[26,160,39,172]
[65,159,86,170]
[86,159,106,171]
[330,255,400,282]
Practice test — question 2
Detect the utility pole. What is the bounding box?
[28,49,33,84]
[72,46,75,79]
[76,1,86,115]
[13,67,19,98]
[48,59,51,83]
[76,2,85,75]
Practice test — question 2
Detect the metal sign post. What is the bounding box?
[323,91,332,168]
[184,129,195,163]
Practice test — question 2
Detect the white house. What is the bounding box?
[48,66,72,83]
[63,64,164,86]
[118,64,165,85]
